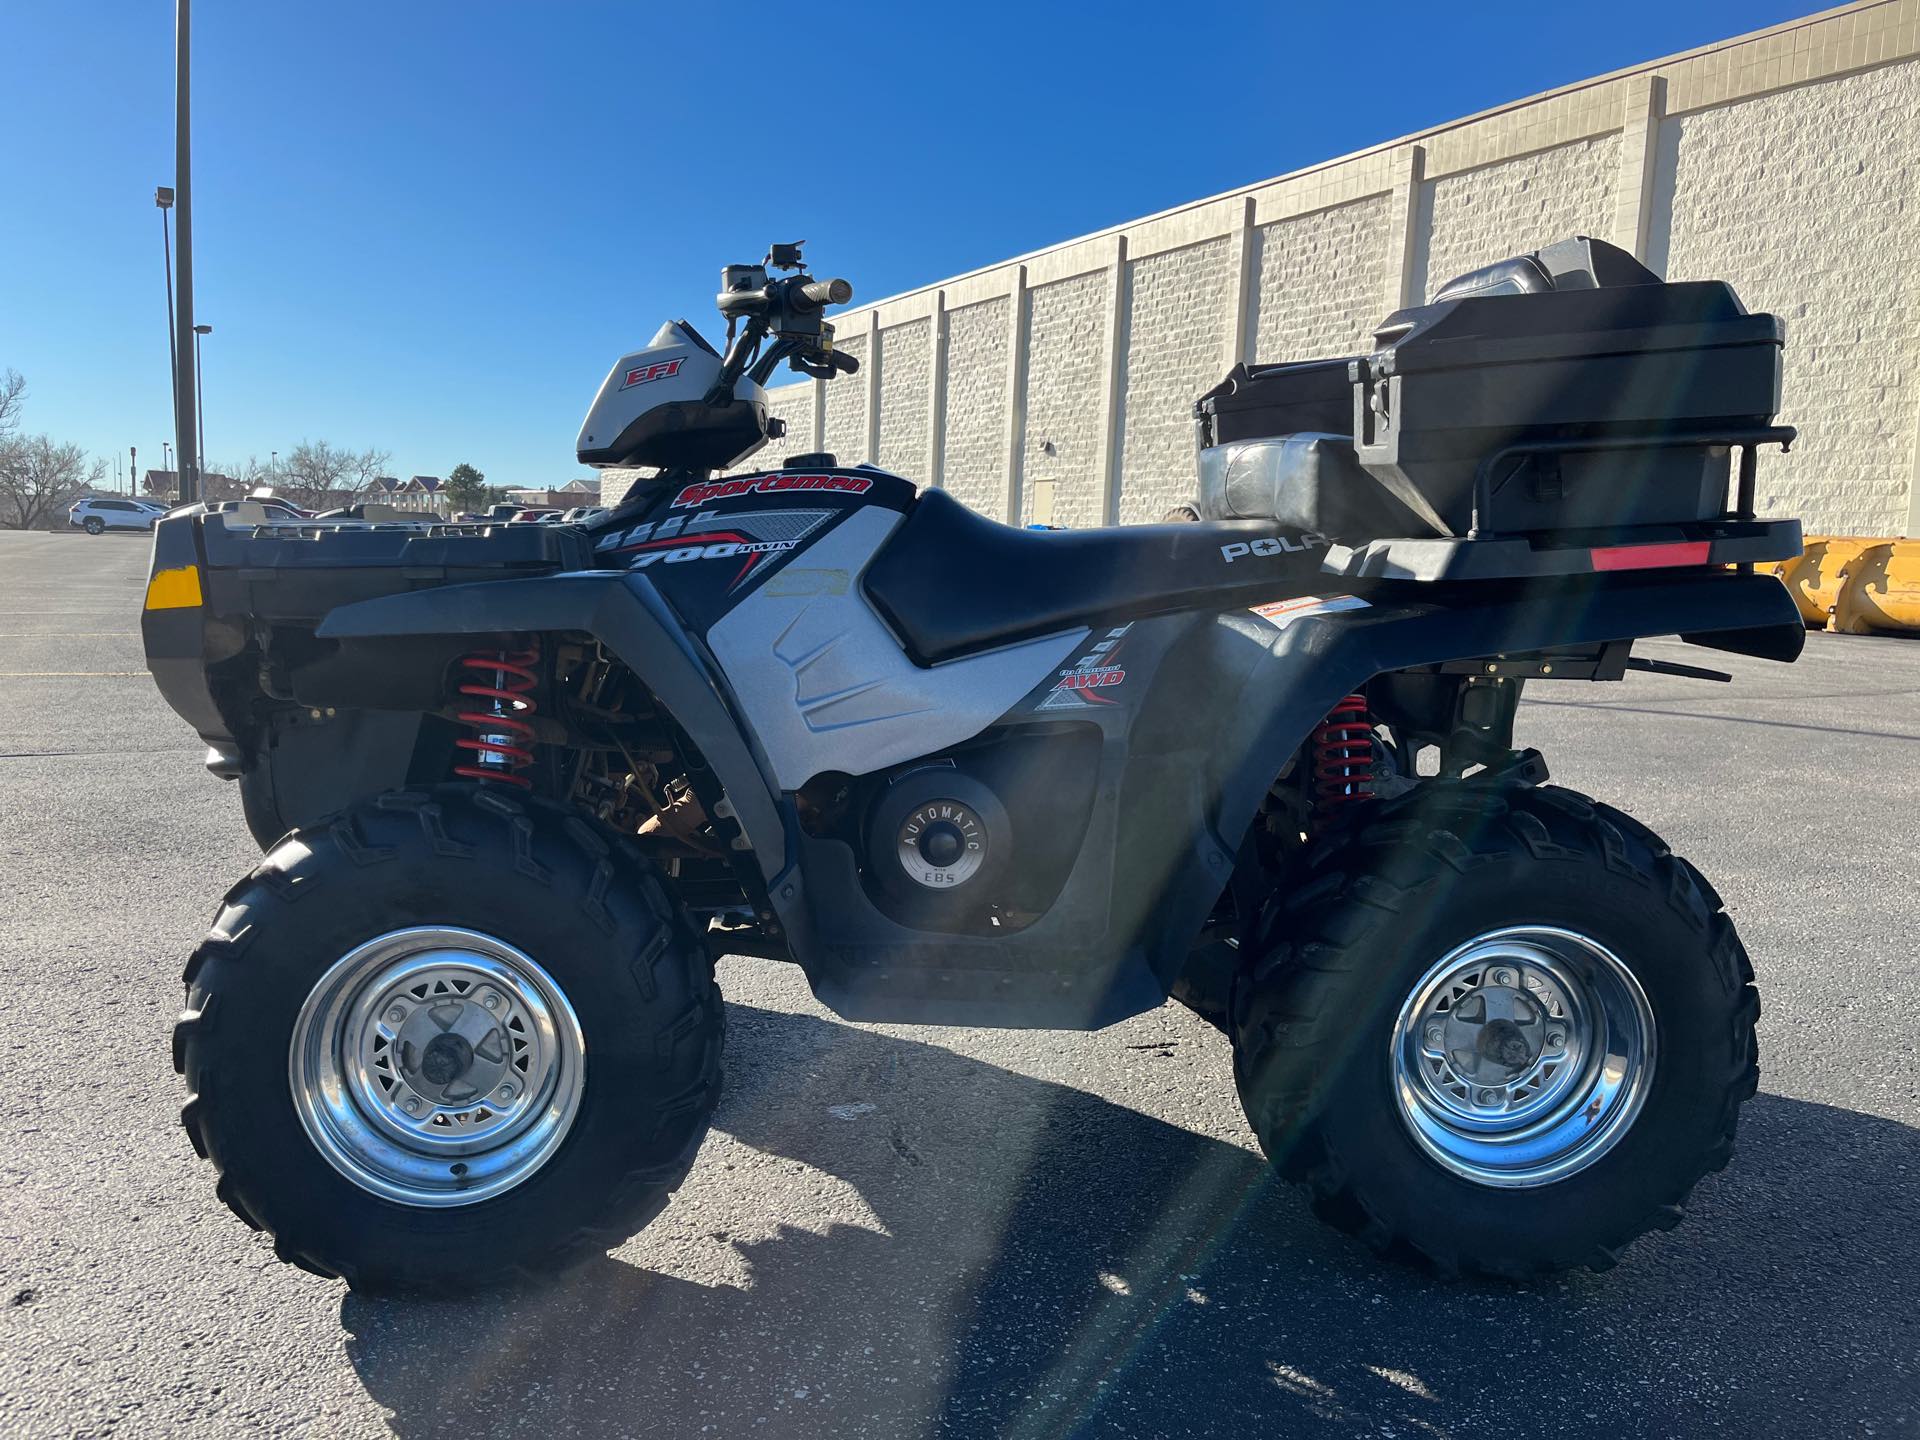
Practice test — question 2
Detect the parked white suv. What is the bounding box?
[70,497,165,534]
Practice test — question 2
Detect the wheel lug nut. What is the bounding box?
[497,1083,516,1101]
[1476,1088,1500,1105]
[482,994,500,1010]
[402,1097,423,1115]
[1425,1024,1444,1046]
[1493,970,1513,986]
[1548,1032,1565,1049]
[386,1007,406,1024]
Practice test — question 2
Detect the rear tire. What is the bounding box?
[83,517,104,535]
[172,785,723,1293]
[1231,784,1758,1277]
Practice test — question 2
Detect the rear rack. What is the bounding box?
[1468,424,1798,538]
[1324,516,1802,582]
[1326,424,1801,582]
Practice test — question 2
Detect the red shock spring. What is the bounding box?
[451,645,541,788]
[1311,693,1376,819]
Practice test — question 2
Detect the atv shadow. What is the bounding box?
[340,1004,1920,1438]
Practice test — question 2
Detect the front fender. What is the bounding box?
[316,571,787,878]
[1209,570,1805,854]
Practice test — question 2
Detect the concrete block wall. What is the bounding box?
[1659,59,1920,535]
[1116,236,1237,525]
[612,2,1920,537]
[937,297,1012,517]
[1416,135,1621,302]
[1250,194,1395,360]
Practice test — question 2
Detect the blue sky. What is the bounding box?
[3,1,1809,490]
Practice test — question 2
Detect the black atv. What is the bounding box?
[142,237,1803,1291]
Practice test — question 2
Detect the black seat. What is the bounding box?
[863,488,1321,665]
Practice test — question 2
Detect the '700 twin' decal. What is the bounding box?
[599,508,837,589]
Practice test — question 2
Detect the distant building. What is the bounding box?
[372,475,444,513]
[142,469,241,500]
[504,478,600,510]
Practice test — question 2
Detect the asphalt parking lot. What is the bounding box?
[1,526,1916,1439]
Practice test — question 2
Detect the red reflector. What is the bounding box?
[1589,541,1713,572]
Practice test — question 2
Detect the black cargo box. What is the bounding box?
[1192,236,1789,541]
[1354,272,1785,536]
[1193,356,1355,449]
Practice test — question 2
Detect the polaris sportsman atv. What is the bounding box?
[143,237,1806,1291]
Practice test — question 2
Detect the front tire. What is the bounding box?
[172,785,723,1293]
[1232,785,1758,1277]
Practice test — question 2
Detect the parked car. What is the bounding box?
[204,497,310,522]
[509,508,562,523]
[70,497,163,534]
[561,506,610,525]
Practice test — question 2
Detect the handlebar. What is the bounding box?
[710,252,855,398]
[790,277,853,313]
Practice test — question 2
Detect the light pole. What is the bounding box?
[172,0,199,505]
[156,186,177,489]
[193,323,211,486]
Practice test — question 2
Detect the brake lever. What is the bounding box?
[789,348,861,381]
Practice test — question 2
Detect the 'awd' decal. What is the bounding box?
[600,508,836,589]
[672,473,873,508]
[1037,624,1132,711]
[1220,532,1328,562]
[620,356,686,389]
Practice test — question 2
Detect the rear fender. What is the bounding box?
[316,571,787,878]
[1209,571,1804,850]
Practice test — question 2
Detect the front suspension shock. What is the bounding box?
[451,645,541,788]
[1310,692,1376,825]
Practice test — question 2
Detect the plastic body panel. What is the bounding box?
[144,476,1807,1032]
[705,506,1087,788]
[779,569,1803,1027]
[318,570,793,883]
[576,321,770,471]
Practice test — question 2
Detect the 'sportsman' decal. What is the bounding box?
[672,473,873,508]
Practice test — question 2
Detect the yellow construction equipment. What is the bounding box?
[1832,540,1920,636]
[1771,536,1883,628]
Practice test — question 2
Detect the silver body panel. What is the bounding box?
[706,506,1085,789]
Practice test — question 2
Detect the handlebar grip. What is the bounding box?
[795,278,853,311]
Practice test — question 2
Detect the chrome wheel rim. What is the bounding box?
[289,927,585,1207]
[1389,925,1656,1188]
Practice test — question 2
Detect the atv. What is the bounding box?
[142,237,1805,1291]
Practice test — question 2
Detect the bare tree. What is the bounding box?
[278,440,394,509]
[347,446,394,497]
[0,369,23,438]
[0,370,107,529]
[0,435,106,530]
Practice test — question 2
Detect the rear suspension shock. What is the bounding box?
[451,645,541,788]
[1310,692,1376,825]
